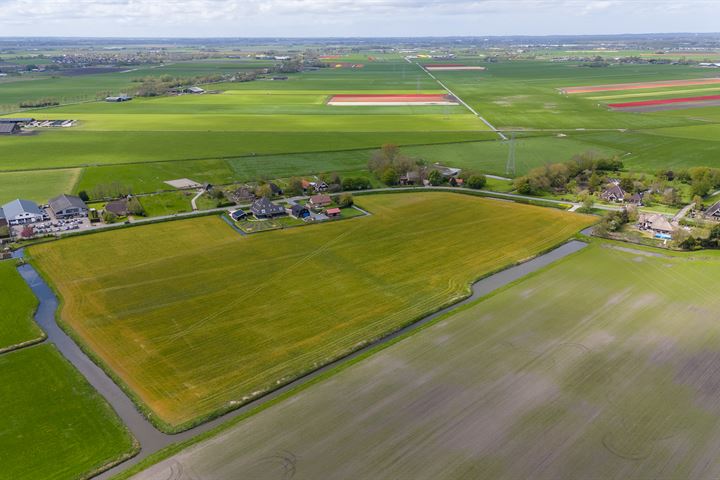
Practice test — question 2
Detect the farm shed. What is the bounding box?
[229,209,247,221]
[706,201,720,220]
[105,95,132,102]
[49,194,88,219]
[1,199,47,225]
[251,197,285,219]
[326,207,341,217]
[288,204,310,219]
[0,118,33,125]
[268,183,284,196]
[400,171,421,185]
[0,123,21,135]
[309,194,332,207]
[104,199,129,217]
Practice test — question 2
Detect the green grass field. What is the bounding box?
[130,242,720,480]
[0,261,43,352]
[0,344,135,479]
[0,168,81,205]
[30,192,593,430]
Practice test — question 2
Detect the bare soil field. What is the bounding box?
[327,93,458,105]
[609,94,720,112]
[560,77,720,94]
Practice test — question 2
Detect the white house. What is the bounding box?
[1,199,48,225]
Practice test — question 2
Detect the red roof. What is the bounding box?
[326,208,341,215]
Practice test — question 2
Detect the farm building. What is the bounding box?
[629,192,645,206]
[1,199,48,225]
[288,204,310,219]
[400,171,421,186]
[309,194,332,207]
[0,122,21,135]
[705,201,720,220]
[600,184,627,203]
[638,213,674,234]
[326,207,341,218]
[104,199,129,217]
[229,209,247,221]
[48,194,88,219]
[0,118,33,125]
[268,183,284,196]
[251,197,285,219]
[173,86,205,94]
[231,187,256,204]
[105,94,132,102]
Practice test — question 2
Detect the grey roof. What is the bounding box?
[706,201,720,216]
[49,194,87,213]
[0,118,33,123]
[0,123,19,134]
[251,197,284,216]
[2,199,42,218]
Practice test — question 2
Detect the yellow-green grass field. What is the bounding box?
[0,168,81,205]
[130,243,720,480]
[30,192,593,430]
[0,344,136,480]
[0,261,43,352]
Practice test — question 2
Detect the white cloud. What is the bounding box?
[0,0,716,36]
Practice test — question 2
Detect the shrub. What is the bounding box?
[467,175,487,189]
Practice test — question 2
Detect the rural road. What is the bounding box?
[15,236,589,479]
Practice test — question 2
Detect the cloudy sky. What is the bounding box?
[0,0,718,37]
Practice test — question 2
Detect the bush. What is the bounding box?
[77,190,89,202]
[427,169,444,186]
[467,175,487,189]
[338,193,354,208]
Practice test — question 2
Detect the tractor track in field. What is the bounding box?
[15,235,588,479]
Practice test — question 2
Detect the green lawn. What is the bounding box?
[0,168,81,205]
[0,344,136,479]
[138,191,195,217]
[0,261,43,352]
[30,192,593,431]
[129,242,720,480]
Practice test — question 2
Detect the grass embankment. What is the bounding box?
[128,243,720,480]
[30,192,593,430]
[0,261,43,352]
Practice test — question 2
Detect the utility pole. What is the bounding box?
[505,131,516,176]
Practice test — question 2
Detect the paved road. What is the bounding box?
[16,236,589,479]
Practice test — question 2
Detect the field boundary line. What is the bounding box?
[412,60,508,140]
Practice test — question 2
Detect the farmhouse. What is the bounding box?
[231,187,256,204]
[104,199,129,217]
[309,194,332,207]
[326,207,341,218]
[1,199,48,225]
[0,122,21,135]
[49,194,88,219]
[629,192,645,206]
[638,213,674,234]
[288,204,310,219]
[600,184,627,203]
[705,201,720,220]
[251,197,285,218]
